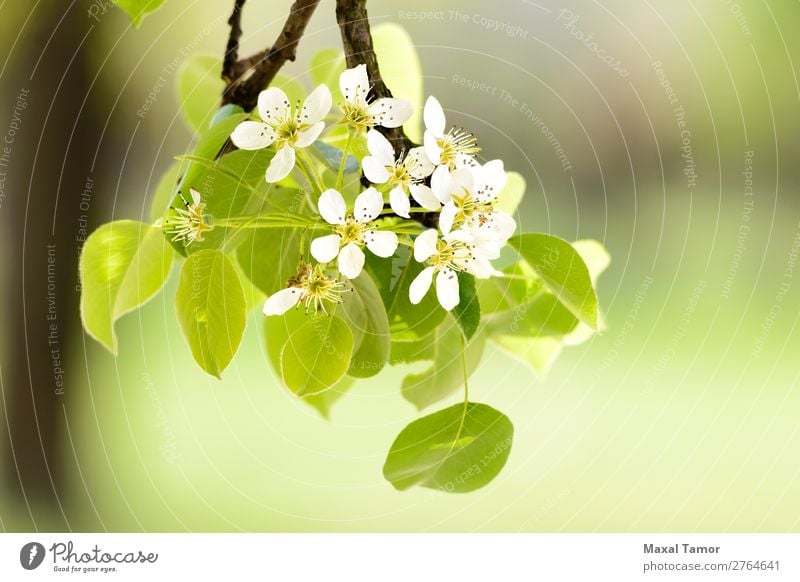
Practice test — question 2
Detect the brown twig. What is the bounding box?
[334,0,415,155]
[222,0,246,83]
[222,0,321,111]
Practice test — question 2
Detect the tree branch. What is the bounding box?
[221,0,246,83]
[222,0,321,111]
[334,0,415,154]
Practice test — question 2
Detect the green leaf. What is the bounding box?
[372,23,424,142]
[149,161,181,223]
[176,250,246,378]
[312,141,359,174]
[494,335,563,379]
[452,272,480,340]
[281,315,354,396]
[344,272,390,378]
[310,48,346,98]
[264,311,353,418]
[80,220,174,355]
[508,233,599,328]
[401,317,485,410]
[367,246,446,338]
[486,293,579,338]
[494,171,525,215]
[114,0,164,27]
[383,402,513,493]
[177,55,224,131]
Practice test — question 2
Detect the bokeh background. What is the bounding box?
[1,0,799,531]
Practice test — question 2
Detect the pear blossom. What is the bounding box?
[431,161,516,251]
[310,187,399,279]
[164,188,213,245]
[423,96,481,171]
[361,129,437,218]
[409,228,498,311]
[263,262,349,316]
[230,84,332,182]
[339,64,412,132]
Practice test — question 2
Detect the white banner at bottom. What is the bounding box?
[1,533,797,581]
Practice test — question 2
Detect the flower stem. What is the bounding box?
[336,128,354,190]
[296,148,326,195]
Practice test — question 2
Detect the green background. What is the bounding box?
[1,0,799,531]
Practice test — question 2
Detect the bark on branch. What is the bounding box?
[222,0,321,111]
[334,0,415,154]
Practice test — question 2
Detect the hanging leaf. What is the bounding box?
[114,0,164,27]
[452,272,480,340]
[342,272,391,378]
[281,315,354,396]
[175,250,246,378]
[177,55,224,131]
[80,220,174,354]
[508,233,599,328]
[383,402,514,493]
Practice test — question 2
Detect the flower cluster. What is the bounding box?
[223,65,517,316]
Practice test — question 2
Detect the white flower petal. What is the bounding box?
[430,164,452,203]
[490,210,517,240]
[451,166,475,193]
[265,145,296,182]
[361,156,392,184]
[368,98,412,128]
[294,121,325,148]
[301,84,332,124]
[189,188,202,205]
[317,188,347,225]
[338,242,365,279]
[257,87,290,123]
[405,147,435,179]
[435,268,460,311]
[408,184,440,211]
[413,229,439,262]
[476,159,507,201]
[364,230,398,258]
[354,187,383,223]
[230,121,276,150]
[439,201,458,236]
[263,287,303,316]
[366,129,395,163]
[340,64,369,103]
[409,266,435,304]
[424,130,443,166]
[389,185,411,218]
[466,256,498,280]
[310,234,342,263]
[455,153,479,169]
[423,96,446,136]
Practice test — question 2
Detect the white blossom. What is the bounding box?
[340,64,412,131]
[431,161,516,252]
[310,187,398,279]
[230,84,332,182]
[263,262,349,316]
[409,228,498,311]
[164,188,213,245]
[361,129,437,218]
[423,96,480,171]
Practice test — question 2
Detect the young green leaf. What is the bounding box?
[372,23,424,142]
[177,55,225,132]
[494,336,563,379]
[114,0,164,27]
[149,161,181,223]
[344,272,391,378]
[80,220,174,355]
[281,315,354,396]
[452,272,480,340]
[383,402,514,493]
[401,317,485,410]
[176,250,246,378]
[508,233,599,328]
[486,293,579,338]
[494,171,525,215]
